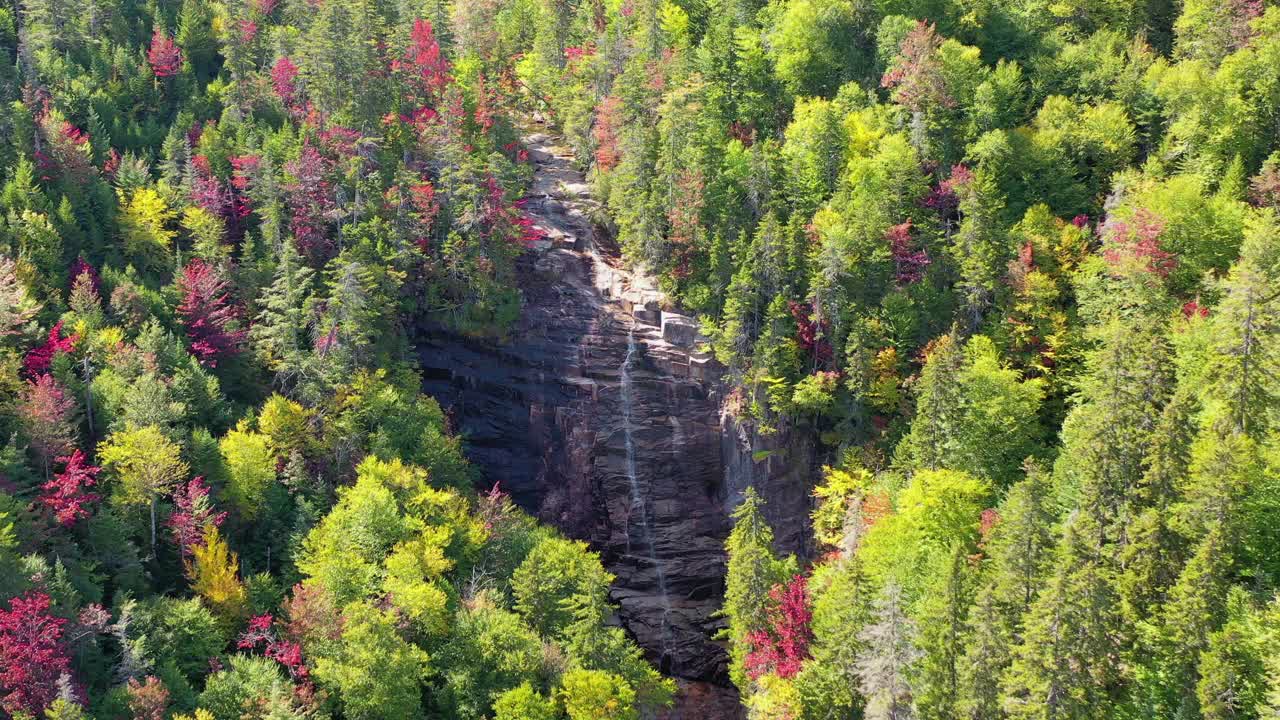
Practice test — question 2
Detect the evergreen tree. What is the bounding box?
[957,585,1012,720]
[723,488,790,690]
[1001,514,1124,720]
[950,167,1008,332]
[916,545,976,720]
[1199,212,1280,439]
[252,239,315,387]
[857,581,921,720]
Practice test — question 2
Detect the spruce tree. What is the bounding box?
[251,238,315,387]
[723,488,789,690]
[917,545,976,720]
[857,580,921,720]
[1001,513,1124,720]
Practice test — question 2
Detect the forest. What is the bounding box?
[0,0,1278,716]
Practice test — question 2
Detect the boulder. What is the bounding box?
[662,312,700,348]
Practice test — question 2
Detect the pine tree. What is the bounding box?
[950,167,1008,332]
[902,335,1043,486]
[1200,212,1280,439]
[984,463,1056,619]
[309,259,378,387]
[798,558,872,717]
[176,0,217,81]
[957,585,1012,720]
[252,238,315,386]
[20,0,76,57]
[1195,590,1267,720]
[902,332,965,473]
[1054,317,1172,540]
[1154,522,1233,717]
[1118,388,1196,620]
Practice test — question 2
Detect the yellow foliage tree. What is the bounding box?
[119,187,177,267]
[191,526,247,625]
[219,422,277,519]
[257,394,311,457]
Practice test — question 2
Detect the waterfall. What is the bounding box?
[620,324,675,667]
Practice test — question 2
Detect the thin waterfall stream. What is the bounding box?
[619,323,675,668]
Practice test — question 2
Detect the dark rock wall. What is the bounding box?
[414,128,819,719]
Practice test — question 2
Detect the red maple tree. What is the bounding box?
[272,57,301,112]
[284,143,336,261]
[788,300,833,363]
[42,450,100,527]
[593,95,622,171]
[126,676,169,720]
[0,592,73,717]
[239,614,310,680]
[168,476,227,557]
[176,259,247,367]
[16,374,77,474]
[743,574,813,680]
[886,220,930,285]
[23,321,78,377]
[1104,209,1176,278]
[394,19,452,102]
[147,29,183,78]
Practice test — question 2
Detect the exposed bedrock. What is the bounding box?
[414,125,817,718]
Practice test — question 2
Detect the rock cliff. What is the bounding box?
[415,123,817,718]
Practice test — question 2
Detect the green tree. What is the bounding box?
[723,488,791,689]
[251,239,315,387]
[98,424,189,552]
[493,683,557,720]
[313,601,429,720]
[916,545,976,720]
[511,535,613,637]
[769,0,871,97]
[1001,514,1124,720]
[434,601,547,720]
[901,335,1044,486]
[219,424,276,519]
[559,668,638,720]
[1198,211,1280,438]
[795,557,871,717]
[199,655,298,720]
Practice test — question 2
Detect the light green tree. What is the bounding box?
[99,424,189,553]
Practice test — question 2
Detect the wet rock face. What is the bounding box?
[416,129,735,685]
[720,415,815,559]
[415,126,819,716]
[418,285,733,680]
